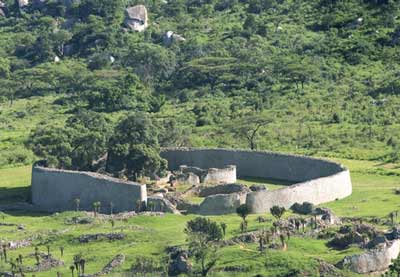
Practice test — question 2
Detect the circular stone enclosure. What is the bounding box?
[161,148,352,214]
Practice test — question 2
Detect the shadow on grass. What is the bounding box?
[0,186,30,203]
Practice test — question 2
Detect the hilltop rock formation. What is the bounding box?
[124,5,148,32]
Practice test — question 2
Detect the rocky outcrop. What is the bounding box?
[315,207,341,225]
[198,193,246,215]
[29,254,64,272]
[125,5,148,32]
[198,183,250,197]
[167,247,192,276]
[249,184,267,192]
[96,254,125,276]
[147,196,180,214]
[163,31,186,46]
[337,240,400,274]
[317,259,342,277]
[170,172,200,186]
[18,0,29,8]
[78,233,125,243]
[0,3,5,17]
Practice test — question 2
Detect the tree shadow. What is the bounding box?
[0,186,30,203]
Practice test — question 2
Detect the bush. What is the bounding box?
[0,148,34,168]
[290,202,315,215]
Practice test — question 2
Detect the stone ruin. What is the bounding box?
[170,165,237,186]
[124,5,148,32]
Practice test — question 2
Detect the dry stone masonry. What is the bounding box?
[161,148,352,214]
[31,148,352,215]
[31,166,147,213]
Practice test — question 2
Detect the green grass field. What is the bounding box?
[0,157,399,276]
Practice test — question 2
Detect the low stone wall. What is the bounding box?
[198,183,250,197]
[161,148,352,214]
[203,165,237,184]
[179,165,237,184]
[31,166,147,213]
[338,240,400,274]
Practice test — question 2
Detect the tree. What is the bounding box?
[27,111,110,171]
[185,218,222,276]
[387,255,400,276]
[106,112,167,180]
[230,116,271,150]
[74,198,80,212]
[236,204,250,233]
[220,222,227,238]
[70,265,75,277]
[270,206,286,220]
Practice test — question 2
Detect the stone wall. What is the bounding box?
[161,148,352,214]
[162,148,344,182]
[179,165,237,184]
[198,183,250,197]
[203,165,236,184]
[31,166,147,213]
[246,170,352,213]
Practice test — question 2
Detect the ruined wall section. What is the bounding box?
[31,166,147,213]
[179,165,237,184]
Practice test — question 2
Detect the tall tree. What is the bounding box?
[106,112,167,180]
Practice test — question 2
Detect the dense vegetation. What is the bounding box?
[1,0,400,169]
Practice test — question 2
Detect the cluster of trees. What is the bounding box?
[27,110,170,180]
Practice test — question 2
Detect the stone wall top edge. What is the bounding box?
[32,166,144,188]
[161,147,347,170]
[248,169,350,195]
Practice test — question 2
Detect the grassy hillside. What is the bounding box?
[0,0,399,168]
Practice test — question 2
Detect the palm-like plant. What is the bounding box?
[74,198,80,212]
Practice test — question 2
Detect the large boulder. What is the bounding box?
[198,193,245,215]
[163,31,186,46]
[147,196,180,215]
[18,0,29,7]
[124,5,148,32]
[337,240,400,274]
[167,247,192,276]
[385,227,400,240]
[249,184,267,192]
[315,207,341,225]
[170,172,200,186]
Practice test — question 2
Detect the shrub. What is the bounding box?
[290,202,315,215]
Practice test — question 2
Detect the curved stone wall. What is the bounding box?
[31,166,147,213]
[161,148,352,214]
